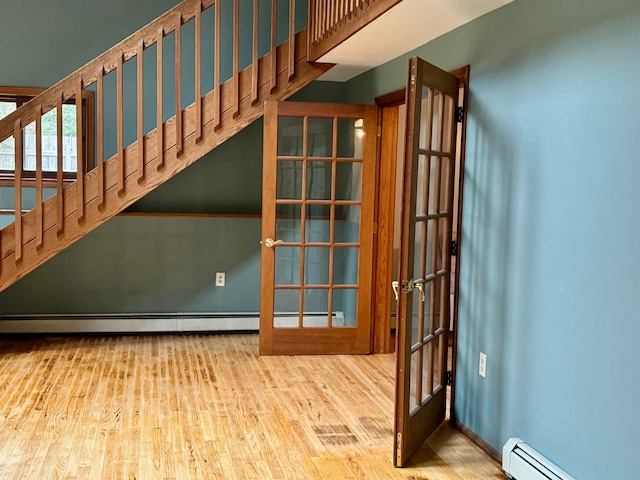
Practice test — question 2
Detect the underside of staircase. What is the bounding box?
[0,0,332,292]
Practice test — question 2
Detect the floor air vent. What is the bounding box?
[502,438,575,480]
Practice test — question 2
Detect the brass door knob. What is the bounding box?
[264,238,284,248]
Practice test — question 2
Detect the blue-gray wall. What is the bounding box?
[343,0,640,478]
[0,215,263,314]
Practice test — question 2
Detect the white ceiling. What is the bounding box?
[317,0,513,81]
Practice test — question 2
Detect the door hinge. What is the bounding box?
[446,370,453,386]
[451,240,458,257]
[396,433,402,465]
[373,222,378,234]
[377,125,382,137]
[456,106,464,123]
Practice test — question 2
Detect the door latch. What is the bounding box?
[392,279,426,301]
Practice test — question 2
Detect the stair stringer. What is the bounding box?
[0,30,332,292]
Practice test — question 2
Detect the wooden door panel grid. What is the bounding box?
[260,101,376,355]
[395,57,459,466]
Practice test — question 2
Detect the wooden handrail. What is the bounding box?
[307,0,403,62]
[0,0,305,279]
[0,0,209,141]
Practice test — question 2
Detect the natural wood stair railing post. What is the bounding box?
[76,79,85,219]
[175,13,183,158]
[14,119,22,263]
[195,4,203,142]
[137,40,145,182]
[35,104,43,248]
[117,54,125,195]
[157,26,165,171]
[56,95,65,233]
[214,0,221,131]
[97,67,106,208]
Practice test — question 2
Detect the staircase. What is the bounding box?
[0,0,331,292]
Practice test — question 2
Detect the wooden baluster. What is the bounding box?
[325,1,330,37]
[195,1,203,141]
[175,13,183,157]
[270,0,277,92]
[117,53,125,194]
[232,0,240,118]
[251,0,259,105]
[326,0,330,31]
[97,67,105,208]
[157,26,165,169]
[321,0,326,38]
[324,0,329,35]
[288,0,295,80]
[137,40,145,182]
[313,0,318,40]
[310,0,317,43]
[311,0,316,42]
[330,0,334,31]
[56,96,64,233]
[76,79,85,221]
[317,0,322,39]
[320,0,325,40]
[35,105,43,248]
[214,0,221,130]
[14,119,22,263]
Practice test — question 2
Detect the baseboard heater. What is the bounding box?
[0,312,345,334]
[503,438,575,480]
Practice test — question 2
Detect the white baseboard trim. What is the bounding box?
[0,313,260,334]
[0,312,346,334]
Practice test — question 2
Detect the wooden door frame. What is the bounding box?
[370,65,470,420]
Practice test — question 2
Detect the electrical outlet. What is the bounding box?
[479,352,487,378]
[215,272,225,287]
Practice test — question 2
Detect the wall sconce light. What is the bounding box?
[354,118,364,138]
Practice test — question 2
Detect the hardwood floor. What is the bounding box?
[0,334,503,479]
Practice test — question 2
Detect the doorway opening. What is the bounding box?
[258,59,470,467]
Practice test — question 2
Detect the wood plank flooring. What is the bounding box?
[0,334,503,479]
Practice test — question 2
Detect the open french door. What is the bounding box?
[394,57,460,466]
[260,101,377,355]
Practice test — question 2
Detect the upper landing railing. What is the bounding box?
[307,0,403,61]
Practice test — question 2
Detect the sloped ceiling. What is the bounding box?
[317,0,513,81]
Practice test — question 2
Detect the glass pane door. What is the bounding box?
[260,102,376,355]
[394,57,460,466]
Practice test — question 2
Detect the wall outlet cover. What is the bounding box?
[479,352,487,378]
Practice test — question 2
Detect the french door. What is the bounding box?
[260,101,377,355]
[394,57,460,466]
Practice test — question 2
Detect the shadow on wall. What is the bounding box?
[456,89,540,448]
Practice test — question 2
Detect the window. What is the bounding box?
[0,87,94,184]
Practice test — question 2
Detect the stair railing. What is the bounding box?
[0,0,301,274]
